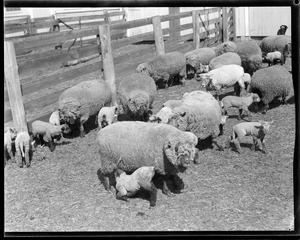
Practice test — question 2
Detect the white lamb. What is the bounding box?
[97,105,119,130]
[221,93,261,120]
[4,127,18,164]
[199,64,251,101]
[225,120,273,154]
[14,131,35,168]
[49,111,60,126]
[115,166,157,207]
[149,106,173,124]
[265,51,282,66]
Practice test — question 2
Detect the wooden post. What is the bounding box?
[152,16,165,55]
[192,10,200,49]
[104,10,111,24]
[169,7,180,38]
[4,41,28,132]
[232,7,237,42]
[222,7,228,42]
[98,24,117,106]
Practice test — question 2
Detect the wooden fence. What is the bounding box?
[4,7,236,131]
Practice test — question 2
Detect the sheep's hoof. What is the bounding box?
[162,189,175,197]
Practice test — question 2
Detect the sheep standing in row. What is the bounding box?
[97,121,198,196]
[225,120,273,154]
[49,111,60,126]
[31,120,71,152]
[118,73,157,121]
[209,52,242,70]
[213,41,237,56]
[264,51,282,66]
[115,166,157,207]
[4,127,18,165]
[199,64,251,101]
[136,52,186,88]
[184,47,216,79]
[221,93,261,121]
[96,105,119,130]
[58,79,112,137]
[249,65,291,113]
[236,40,262,75]
[14,131,35,168]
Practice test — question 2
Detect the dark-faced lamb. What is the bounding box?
[97,121,198,196]
[264,51,282,66]
[225,120,273,154]
[14,131,35,168]
[277,25,288,35]
[4,127,18,164]
[115,166,157,207]
[58,79,112,137]
[136,52,186,88]
[221,93,261,120]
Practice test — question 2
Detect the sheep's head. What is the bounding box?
[127,91,150,116]
[60,124,71,134]
[58,98,81,125]
[168,106,189,132]
[251,93,261,103]
[248,55,262,72]
[199,64,210,73]
[6,127,18,140]
[136,63,150,75]
[199,74,211,87]
[258,120,274,134]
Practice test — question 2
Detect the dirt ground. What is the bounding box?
[4,47,295,232]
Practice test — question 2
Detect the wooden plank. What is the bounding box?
[4,41,28,131]
[222,7,229,42]
[231,7,237,42]
[57,11,125,22]
[4,19,59,33]
[169,7,180,37]
[193,10,201,49]
[152,16,165,55]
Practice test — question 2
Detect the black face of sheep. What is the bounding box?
[277,25,288,35]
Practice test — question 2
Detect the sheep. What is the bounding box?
[97,121,198,196]
[14,131,35,168]
[249,65,291,113]
[118,73,157,121]
[277,25,288,35]
[209,52,242,70]
[220,93,261,121]
[162,99,183,110]
[225,120,273,154]
[49,110,60,126]
[236,40,262,75]
[31,120,71,152]
[184,47,216,79]
[4,127,18,164]
[213,41,237,56]
[168,90,226,151]
[96,105,119,130]
[259,35,291,64]
[199,64,251,101]
[264,51,282,66]
[136,52,186,88]
[148,106,173,124]
[115,166,157,207]
[58,79,112,137]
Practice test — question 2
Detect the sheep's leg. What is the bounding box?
[162,175,175,196]
[79,121,86,137]
[103,176,111,191]
[140,181,158,207]
[212,138,224,151]
[7,145,15,163]
[242,105,252,121]
[25,148,30,168]
[15,146,23,168]
[232,138,242,154]
[251,136,258,151]
[260,137,268,154]
[238,108,243,120]
[224,136,232,149]
[116,192,129,202]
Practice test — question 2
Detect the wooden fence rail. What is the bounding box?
[4,7,236,129]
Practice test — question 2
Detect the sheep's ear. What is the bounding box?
[163,140,178,166]
[180,112,186,117]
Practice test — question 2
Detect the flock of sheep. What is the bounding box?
[4,31,292,207]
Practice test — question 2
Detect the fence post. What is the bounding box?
[169,7,180,38]
[152,16,165,55]
[222,7,228,42]
[4,40,28,132]
[104,10,111,24]
[232,7,237,42]
[98,24,117,106]
[192,10,200,49]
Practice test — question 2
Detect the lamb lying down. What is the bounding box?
[115,166,157,207]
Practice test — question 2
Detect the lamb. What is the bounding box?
[259,35,291,64]
[118,73,157,121]
[31,120,70,152]
[49,110,60,126]
[213,41,237,56]
[136,52,186,88]
[277,25,288,35]
[264,51,282,66]
[184,47,216,79]
[97,121,198,196]
[148,106,173,124]
[209,52,242,70]
[199,64,251,101]
[96,105,119,129]
[236,40,262,75]
[58,79,112,137]
[14,131,35,168]
[220,93,261,121]
[249,65,291,113]
[162,99,183,110]
[4,127,18,164]
[225,120,273,154]
[115,166,157,207]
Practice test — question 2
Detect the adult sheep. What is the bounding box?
[58,79,112,137]
[209,52,242,70]
[136,52,186,88]
[213,41,237,56]
[249,65,292,113]
[236,40,262,76]
[259,35,291,64]
[118,73,157,121]
[184,47,216,79]
[97,121,198,195]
